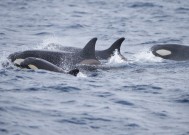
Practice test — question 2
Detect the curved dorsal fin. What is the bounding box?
[107,37,125,53]
[80,38,97,59]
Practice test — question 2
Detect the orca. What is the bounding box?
[47,37,126,60]
[151,44,189,61]
[19,57,79,76]
[8,38,100,73]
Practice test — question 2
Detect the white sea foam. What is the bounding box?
[77,72,87,78]
[107,49,126,64]
[133,49,163,63]
[0,51,10,69]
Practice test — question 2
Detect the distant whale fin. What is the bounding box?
[95,37,126,60]
[107,37,125,53]
[80,38,97,59]
[68,69,79,76]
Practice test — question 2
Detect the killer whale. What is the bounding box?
[151,44,189,61]
[47,37,126,60]
[19,57,79,76]
[8,38,100,73]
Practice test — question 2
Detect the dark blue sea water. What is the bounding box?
[0,0,189,135]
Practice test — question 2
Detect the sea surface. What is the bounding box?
[0,0,189,135]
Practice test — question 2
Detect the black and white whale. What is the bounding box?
[151,44,189,61]
[19,57,79,76]
[47,37,126,60]
[8,38,100,74]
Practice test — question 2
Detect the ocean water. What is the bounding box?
[0,0,189,135]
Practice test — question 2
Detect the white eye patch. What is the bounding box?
[156,49,172,56]
[13,59,24,65]
[28,64,38,70]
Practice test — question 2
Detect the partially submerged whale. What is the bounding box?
[151,44,189,61]
[8,38,100,75]
[19,57,79,76]
[47,37,126,60]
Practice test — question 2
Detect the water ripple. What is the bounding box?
[114,100,134,106]
[45,85,81,92]
[0,33,5,36]
[176,7,189,13]
[128,2,162,8]
[175,94,189,104]
[123,85,162,92]
[0,128,8,133]
[34,32,52,36]
[94,92,114,98]
[83,117,111,122]
[57,118,86,125]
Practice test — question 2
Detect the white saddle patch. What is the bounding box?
[28,64,38,70]
[79,59,100,65]
[156,49,172,56]
[13,59,24,65]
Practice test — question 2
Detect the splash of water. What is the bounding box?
[34,36,63,50]
[108,49,126,64]
[77,72,87,78]
[0,51,11,69]
[133,50,163,63]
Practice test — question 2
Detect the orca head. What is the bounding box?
[151,45,173,59]
[13,58,25,67]
[19,57,39,69]
[8,51,23,62]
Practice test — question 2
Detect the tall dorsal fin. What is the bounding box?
[80,38,97,59]
[107,37,125,53]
